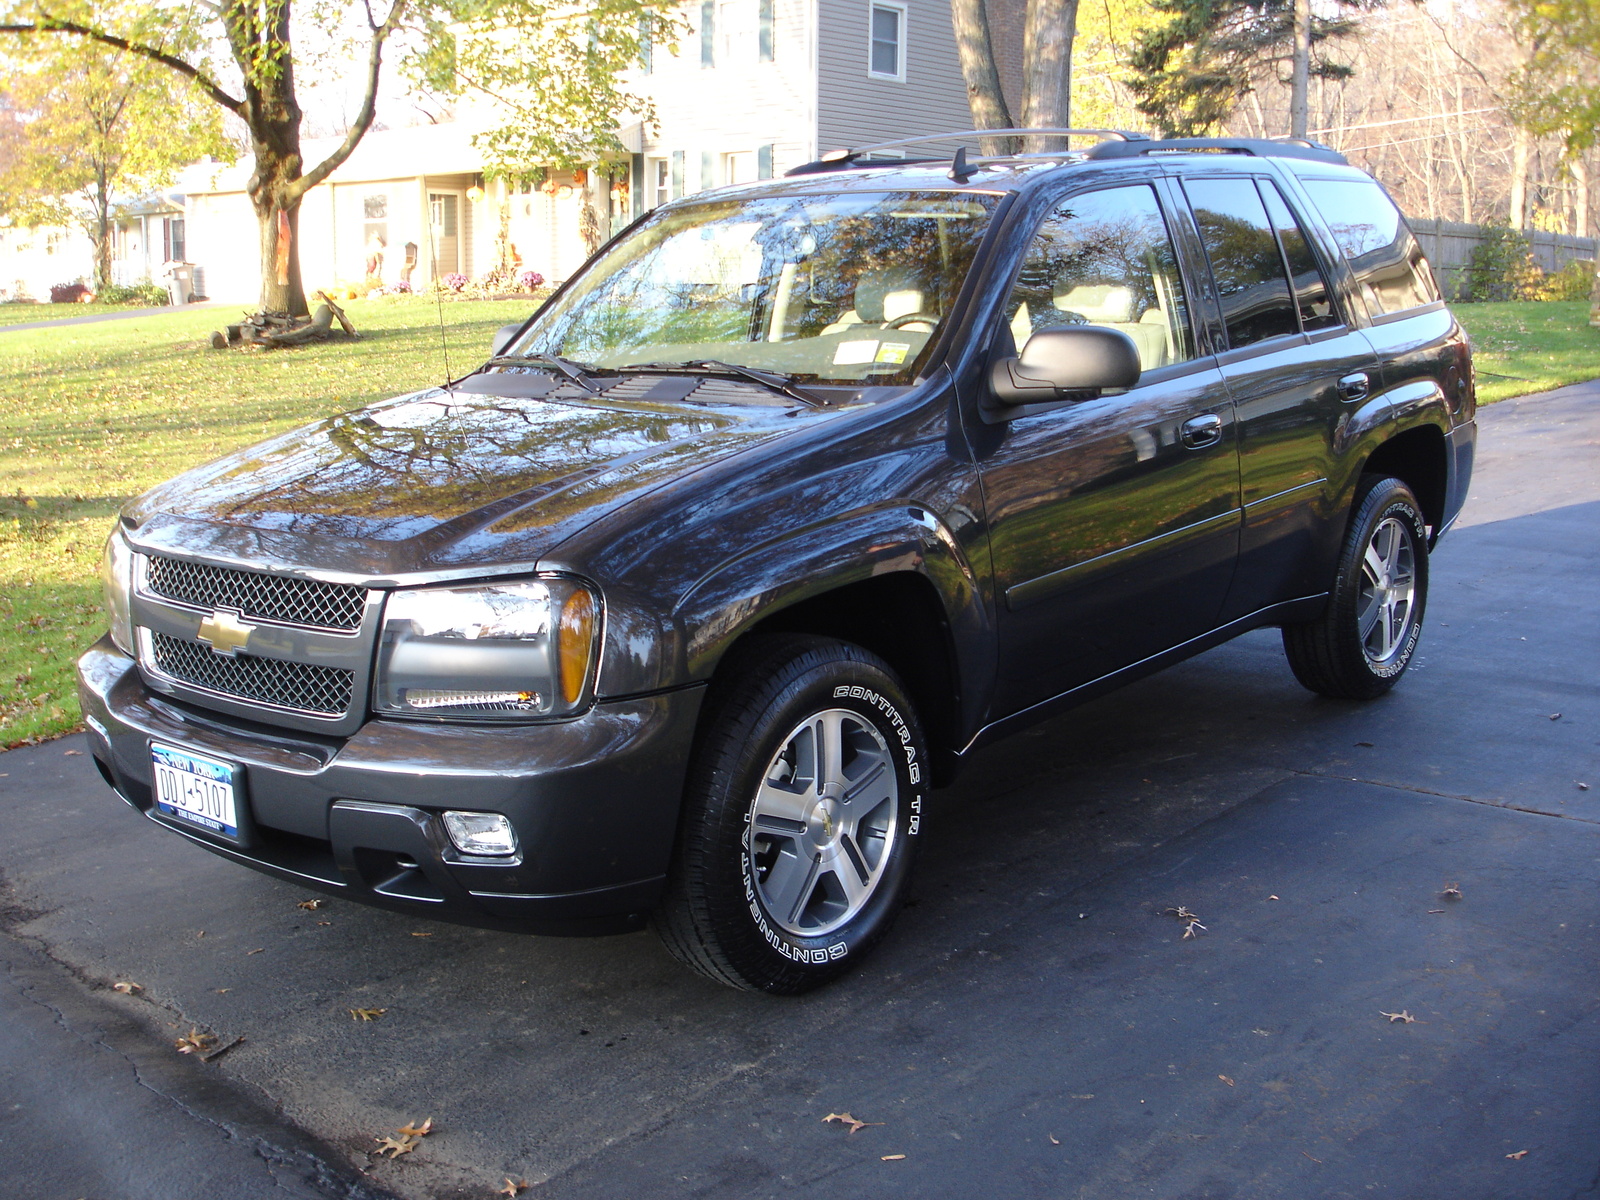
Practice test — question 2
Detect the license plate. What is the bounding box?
[151,742,241,839]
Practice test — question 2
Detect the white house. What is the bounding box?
[5,0,1007,306]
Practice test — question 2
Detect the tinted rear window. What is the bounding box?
[1185,177,1299,349]
[1303,178,1440,316]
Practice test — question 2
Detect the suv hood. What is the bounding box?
[125,378,808,580]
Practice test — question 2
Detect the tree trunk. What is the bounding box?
[92,168,113,291]
[1021,0,1078,152]
[1510,126,1530,230]
[1290,0,1310,140]
[950,0,1016,154]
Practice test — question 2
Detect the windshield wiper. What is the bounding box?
[627,360,825,408]
[486,352,608,393]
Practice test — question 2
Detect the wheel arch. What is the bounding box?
[675,508,992,786]
[1361,423,1449,540]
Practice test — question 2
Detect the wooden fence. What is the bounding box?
[1410,218,1598,299]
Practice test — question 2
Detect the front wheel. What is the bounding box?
[1282,475,1429,700]
[654,635,927,994]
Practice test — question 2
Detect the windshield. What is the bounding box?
[510,190,999,387]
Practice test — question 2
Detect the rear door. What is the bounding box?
[977,182,1241,718]
[1178,172,1383,619]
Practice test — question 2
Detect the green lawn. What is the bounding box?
[0,295,1593,747]
[1454,300,1600,403]
[0,296,540,746]
[0,301,172,326]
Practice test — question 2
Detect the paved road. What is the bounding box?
[0,302,216,333]
[1,382,1597,1199]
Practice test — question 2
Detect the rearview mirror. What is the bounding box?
[491,323,524,358]
[990,326,1141,406]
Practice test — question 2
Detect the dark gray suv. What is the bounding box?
[81,130,1475,992]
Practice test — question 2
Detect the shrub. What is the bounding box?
[1544,259,1595,302]
[49,282,91,304]
[517,269,545,291]
[1462,222,1546,302]
[98,280,172,306]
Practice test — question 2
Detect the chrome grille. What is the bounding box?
[145,556,366,632]
[150,632,354,716]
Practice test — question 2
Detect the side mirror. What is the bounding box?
[990,326,1141,406]
[491,323,524,358]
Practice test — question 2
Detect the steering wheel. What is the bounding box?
[883,312,939,330]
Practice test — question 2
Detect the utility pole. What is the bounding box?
[1290,0,1311,140]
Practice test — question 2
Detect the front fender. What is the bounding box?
[674,503,994,728]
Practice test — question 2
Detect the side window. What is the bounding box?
[1184,177,1298,349]
[1259,182,1338,331]
[1302,178,1440,316]
[1003,184,1195,373]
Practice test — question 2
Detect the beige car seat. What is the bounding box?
[823,268,935,334]
[1054,282,1170,371]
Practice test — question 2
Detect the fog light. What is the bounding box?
[441,811,518,856]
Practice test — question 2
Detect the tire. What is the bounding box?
[654,635,928,994]
[1282,475,1429,700]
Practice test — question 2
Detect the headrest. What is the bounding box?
[1054,282,1136,324]
[854,268,927,323]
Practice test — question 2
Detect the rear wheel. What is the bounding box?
[1282,475,1429,700]
[654,635,927,993]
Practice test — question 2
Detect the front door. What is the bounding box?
[978,183,1242,718]
[429,192,461,278]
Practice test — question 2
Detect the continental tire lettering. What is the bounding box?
[742,840,850,964]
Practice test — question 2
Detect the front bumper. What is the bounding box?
[77,637,704,935]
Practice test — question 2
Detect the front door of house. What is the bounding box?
[429,192,461,278]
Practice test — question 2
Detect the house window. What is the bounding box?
[759,0,774,60]
[163,217,186,263]
[868,2,905,80]
[701,0,715,66]
[649,158,671,208]
[721,0,756,61]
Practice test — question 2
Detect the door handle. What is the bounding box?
[1180,412,1224,449]
[1338,372,1370,401]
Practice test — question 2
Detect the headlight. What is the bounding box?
[100,528,135,656]
[373,578,599,721]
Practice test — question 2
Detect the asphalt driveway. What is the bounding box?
[1,381,1597,1199]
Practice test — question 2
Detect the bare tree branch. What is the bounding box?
[291,0,408,197]
[0,18,244,114]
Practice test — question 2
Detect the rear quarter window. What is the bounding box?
[1302,178,1441,317]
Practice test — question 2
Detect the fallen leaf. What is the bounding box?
[112,981,142,994]
[63,749,83,756]
[498,1181,529,1197]
[397,1117,434,1137]
[1579,782,1590,791]
[881,1154,906,1161]
[1548,713,1562,721]
[1507,1149,1530,1160]
[1380,1010,1417,1024]
[296,898,326,910]
[246,947,265,955]
[410,932,433,938]
[317,920,331,926]
[349,1007,387,1022]
[1182,919,1207,939]
[1165,905,1198,920]
[1441,883,1462,900]
[196,930,205,938]
[1048,1134,1060,1145]
[216,988,231,994]
[374,1134,417,1158]
[174,1027,218,1054]
[1268,895,1280,901]
[1302,1150,1323,1164]
[1218,1074,1235,1086]
[1427,909,1446,914]
[203,1035,245,1063]
[822,1112,883,1135]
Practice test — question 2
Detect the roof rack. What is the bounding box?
[785,128,1148,177]
[1084,136,1348,165]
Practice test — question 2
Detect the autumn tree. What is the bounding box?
[1127,0,1368,137]
[0,0,677,317]
[1505,0,1600,154]
[0,38,230,289]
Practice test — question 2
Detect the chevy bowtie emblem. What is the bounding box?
[196,609,256,656]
